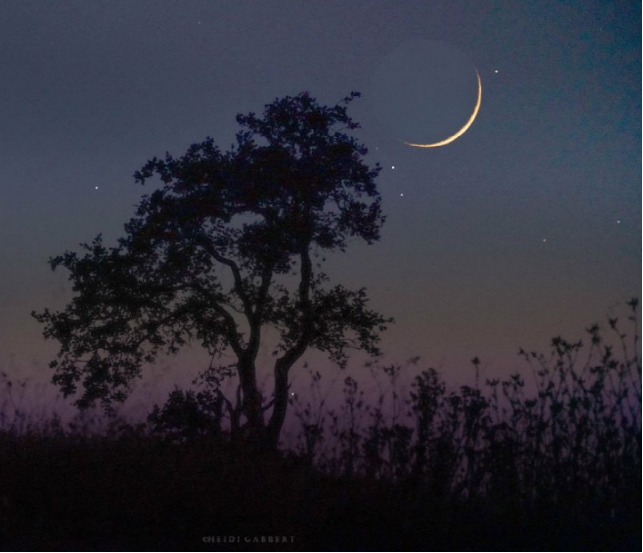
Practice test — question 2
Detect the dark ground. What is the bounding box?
[0,433,639,552]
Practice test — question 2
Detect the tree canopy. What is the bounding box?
[33,91,391,447]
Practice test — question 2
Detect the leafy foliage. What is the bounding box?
[33,92,391,444]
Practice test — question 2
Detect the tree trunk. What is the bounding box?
[236,358,267,447]
[267,359,290,449]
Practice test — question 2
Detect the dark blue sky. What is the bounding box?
[0,1,639,392]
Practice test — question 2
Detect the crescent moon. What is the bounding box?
[404,71,482,148]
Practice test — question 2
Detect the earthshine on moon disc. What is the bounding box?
[370,39,480,147]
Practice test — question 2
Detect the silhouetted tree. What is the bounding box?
[33,92,391,448]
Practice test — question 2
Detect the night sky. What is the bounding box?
[1,1,640,406]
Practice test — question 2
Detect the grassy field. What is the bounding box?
[1,307,640,551]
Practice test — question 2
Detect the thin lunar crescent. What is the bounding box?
[405,71,482,148]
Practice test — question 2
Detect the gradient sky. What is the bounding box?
[0,1,640,405]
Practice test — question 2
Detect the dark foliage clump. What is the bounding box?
[2,302,640,550]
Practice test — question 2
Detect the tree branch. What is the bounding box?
[196,238,253,318]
